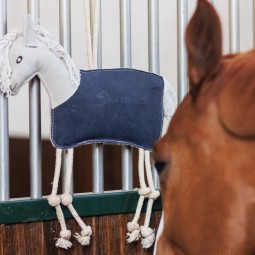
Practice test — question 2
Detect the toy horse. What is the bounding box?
[0,16,176,249]
[154,0,255,254]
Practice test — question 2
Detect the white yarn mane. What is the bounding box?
[0,23,80,96]
[0,28,18,95]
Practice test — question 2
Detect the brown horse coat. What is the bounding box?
[154,0,255,254]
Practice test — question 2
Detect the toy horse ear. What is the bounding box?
[23,14,38,48]
[186,0,222,91]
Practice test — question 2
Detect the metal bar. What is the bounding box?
[177,0,188,103]
[229,0,240,53]
[254,0,255,47]
[120,0,133,191]
[92,144,104,193]
[91,0,104,193]
[0,0,9,202]
[120,0,132,67]
[59,0,74,194]
[28,0,42,199]
[60,0,71,53]
[148,0,160,189]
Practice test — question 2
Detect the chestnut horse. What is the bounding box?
[154,0,255,254]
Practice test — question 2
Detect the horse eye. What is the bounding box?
[154,160,169,175]
[16,56,23,64]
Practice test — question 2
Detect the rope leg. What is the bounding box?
[60,149,92,246]
[126,149,151,243]
[140,151,160,248]
[47,149,72,249]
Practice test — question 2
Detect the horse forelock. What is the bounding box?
[0,28,19,96]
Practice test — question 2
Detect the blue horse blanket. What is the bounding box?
[51,68,164,151]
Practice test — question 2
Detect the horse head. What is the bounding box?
[154,0,255,254]
[8,15,39,95]
[0,15,80,108]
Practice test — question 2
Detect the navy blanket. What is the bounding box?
[51,68,164,151]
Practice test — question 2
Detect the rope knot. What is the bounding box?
[60,194,73,206]
[47,195,61,207]
[127,222,139,232]
[55,230,72,249]
[126,229,141,243]
[81,226,92,237]
[140,226,155,249]
[74,226,92,246]
[138,187,151,197]
[140,226,154,238]
[149,190,160,200]
[60,230,72,239]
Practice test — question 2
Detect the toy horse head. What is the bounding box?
[0,15,80,108]
[154,0,255,254]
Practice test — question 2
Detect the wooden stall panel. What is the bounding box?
[0,211,161,255]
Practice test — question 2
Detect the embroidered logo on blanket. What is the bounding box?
[95,90,147,105]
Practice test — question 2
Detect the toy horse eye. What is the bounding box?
[16,56,23,64]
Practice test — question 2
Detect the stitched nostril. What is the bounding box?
[154,161,168,175]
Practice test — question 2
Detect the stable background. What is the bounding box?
[5,0,254,197]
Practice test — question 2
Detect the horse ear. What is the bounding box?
[23,15,38,48]
[186,0,222,90]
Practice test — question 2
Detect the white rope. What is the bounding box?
[84,0,100,69]
[92,0,100,68]
[84,0,94,69]
[60,149,92,246]
[48,149,73,249]
[140,151,160,249]
[126,149,151,243]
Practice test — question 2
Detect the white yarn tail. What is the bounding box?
[163,78,177,119]
[162,78,177,136]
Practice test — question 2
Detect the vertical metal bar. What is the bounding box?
[91,0,104,193]
[60,0,71,53]
[148,0,160,189]
[253,0,255,47]
[177,0,188,103]
[59,0,74,194]
[229,0,240,53]
[0,0,9,201]
[92,144,104,193]
[28,0,42,199]
[120,0,133,190]
[148,0,159,74]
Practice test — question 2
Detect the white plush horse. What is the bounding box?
[0,15,176,249]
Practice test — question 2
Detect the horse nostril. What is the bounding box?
[154,161,168,175]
